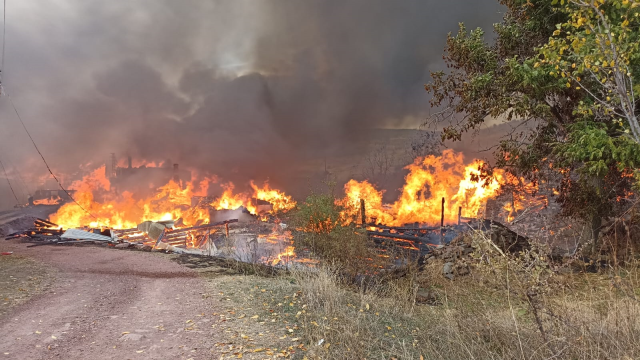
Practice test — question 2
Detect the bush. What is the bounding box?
[292,192,388,275]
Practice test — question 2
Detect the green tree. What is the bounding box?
[425,0,640,251]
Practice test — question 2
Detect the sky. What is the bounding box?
[0,0,505,207]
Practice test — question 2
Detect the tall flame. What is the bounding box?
[251,181,297,213]
[49,166,296,229]
[341,150,507,226]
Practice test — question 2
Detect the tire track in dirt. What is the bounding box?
[0,242,221,360]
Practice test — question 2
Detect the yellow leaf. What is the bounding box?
[35,331,41,334]
[237,314,246,319]
[241,334,248,339]
[121,332,130,335]
[365,303,370,310]
[136,350,144,353]
[51,336,57,340]
[291,338,299,341]
[253,348,264,352]
[250,315,259,319]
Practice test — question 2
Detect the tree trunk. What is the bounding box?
[591,213,602,254]
[589,176,605,254]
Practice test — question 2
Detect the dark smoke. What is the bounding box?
[0,0,503,207]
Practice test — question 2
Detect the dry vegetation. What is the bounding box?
[191,228,640,359]
[0,255,56,318]
[288,231,640,359]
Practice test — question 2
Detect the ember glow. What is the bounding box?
[33,196,63,205]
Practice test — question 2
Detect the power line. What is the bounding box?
[0,0,5,95]
[8,159,30,197]
[6,95,99,221]
[0,0,99,224]
[0,158,20,206]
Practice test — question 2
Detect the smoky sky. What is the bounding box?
[0,0,504,203]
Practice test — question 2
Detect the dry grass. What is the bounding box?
[0,255,56,318]
[286,234,640,360]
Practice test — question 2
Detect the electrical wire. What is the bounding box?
[8,159,30,198]
[1,0,5,72]
[6,95,99,221]
[0,158,20,206]
[0,0,5,92]
[0,0,99,223]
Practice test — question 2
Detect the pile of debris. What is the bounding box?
[3,216,241,255]
[417,220,531,280]
[4,218,118,247]
[367,218,529,263]
[112,219,238,255]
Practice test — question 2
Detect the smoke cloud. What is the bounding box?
[0,0,503,207]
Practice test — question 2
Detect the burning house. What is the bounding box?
[8,148,546,270]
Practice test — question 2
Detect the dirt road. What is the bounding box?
[0,241,221,360]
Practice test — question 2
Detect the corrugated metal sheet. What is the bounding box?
[60,228,113,242]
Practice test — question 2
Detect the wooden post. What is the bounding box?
[441,197,445,243]
[458,206,462,225]
[225,222,230,237]
[360,199,366,226]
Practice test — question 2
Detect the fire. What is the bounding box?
[501,177,547,222]
[251,181,297,213]
[209,181,297,215]
[341,150,506,226]
[50,166,214,229]
[33,196,62,205]
[211,183,248,211]
[271,246,295,266]
[49,165,296,230]
[340,180,393,225]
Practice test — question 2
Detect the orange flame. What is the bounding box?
[251,181,297,213]
[341,150,506,226]
[33,196,63,205]
[49,166,295,229]
[211,183,248,211]
[50,166,214,229]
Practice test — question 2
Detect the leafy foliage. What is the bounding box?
[425,0,640,245]
[292,192,384,274]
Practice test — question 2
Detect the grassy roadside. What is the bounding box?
[0,255,56,319]
[173,249,640,360]
[170,254,308,359]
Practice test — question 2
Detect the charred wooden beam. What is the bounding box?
[34,218,59,228]
[112,228,142,234]
[164,219,238,236]
[28,229,64,235]
[371,225,440,231]
[367,231,426,243]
